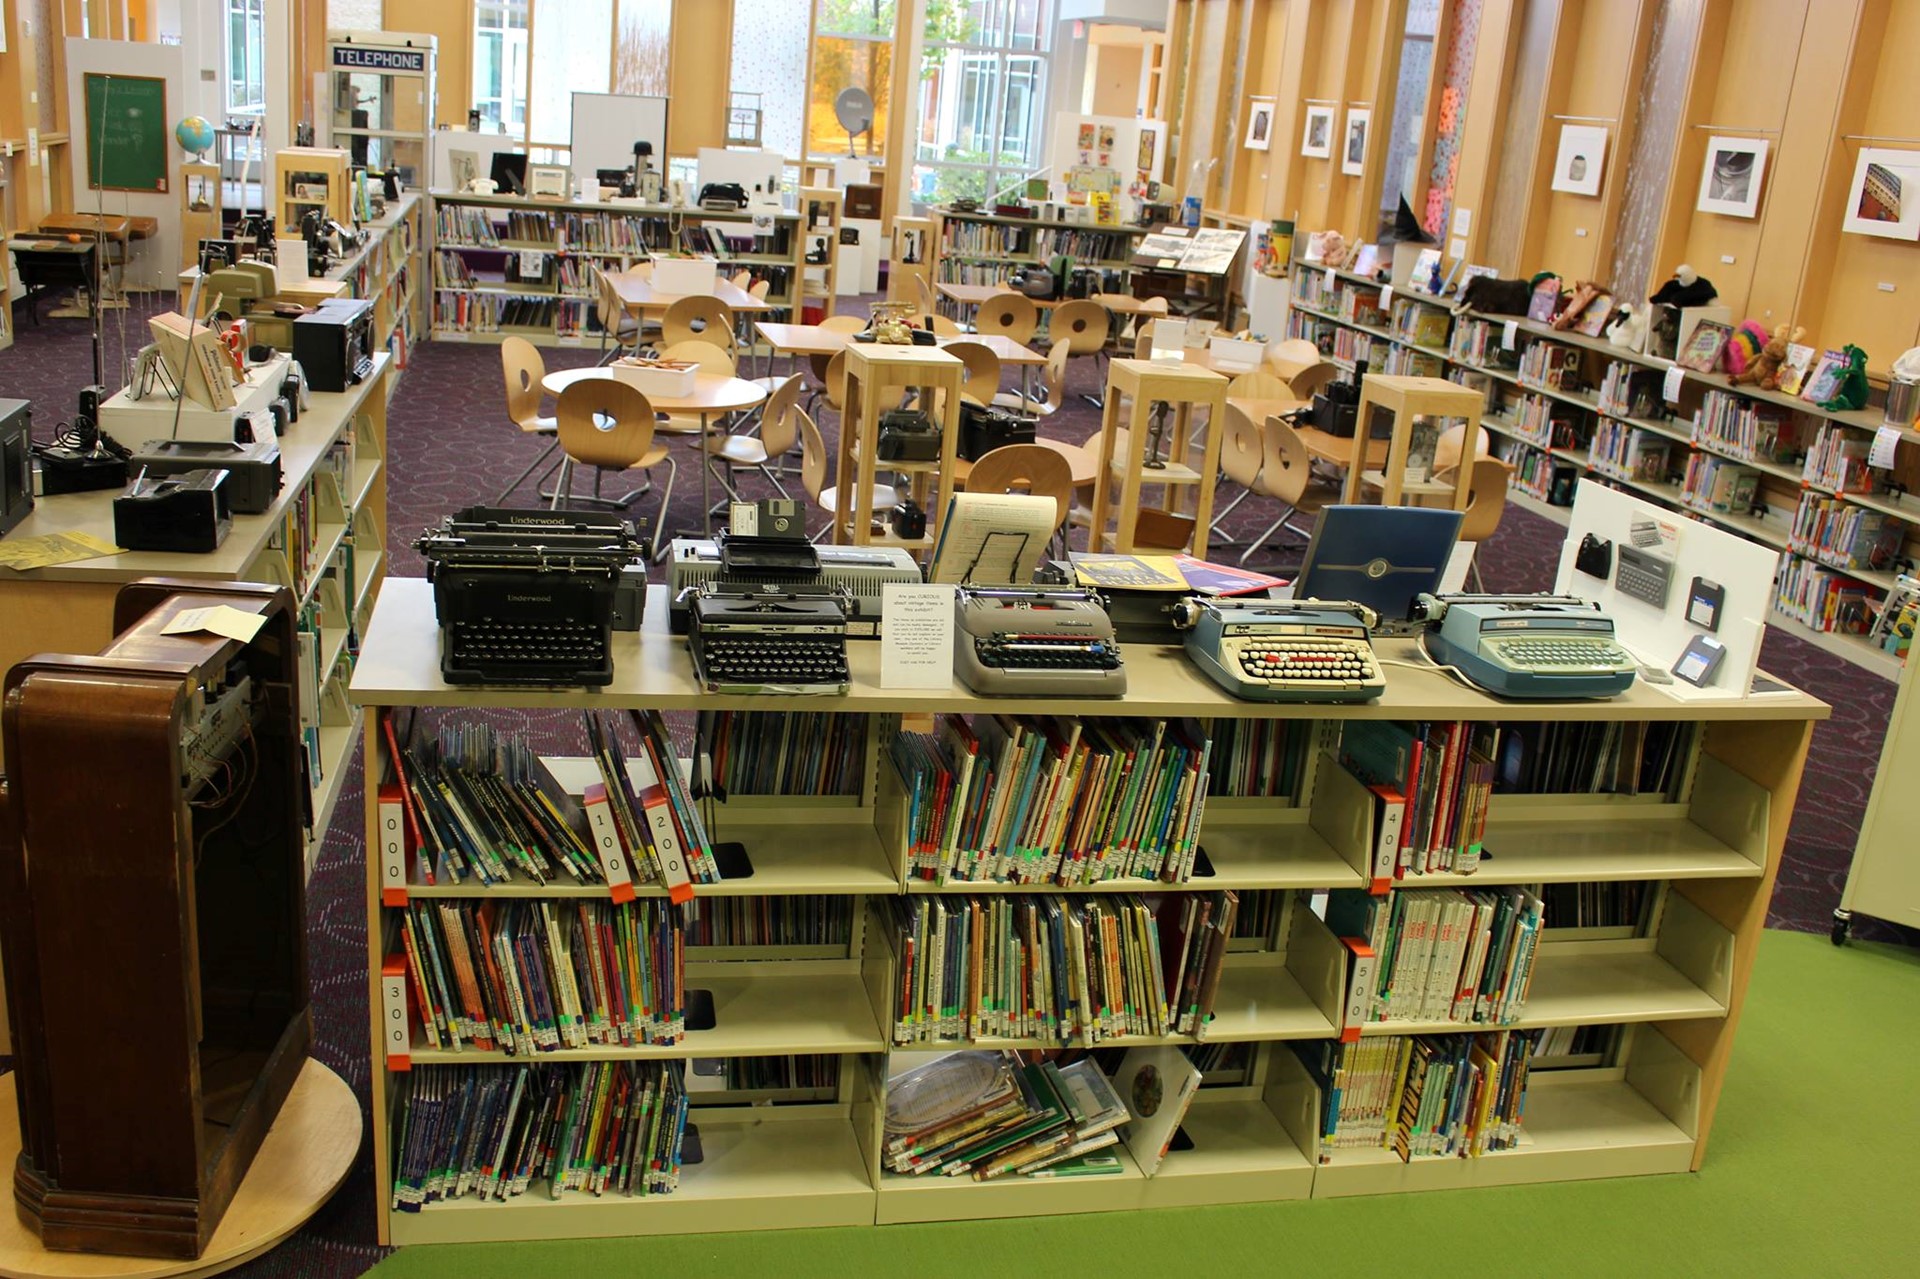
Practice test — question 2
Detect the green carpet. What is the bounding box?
[367,930,1918,1279]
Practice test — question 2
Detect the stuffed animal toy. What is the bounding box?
[1605,302,1648,351]
[1734,323,1802,389]
[1552,280,1604,331]
[1819,344,1871,411]
[1722,320,1770,379]
[1306,230,1350,269]
[1453,274,1533,316]
[1648,264,1717,309]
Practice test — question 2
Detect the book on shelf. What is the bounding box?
[883,1051,1131,1180]
[1691,390,1809,466]
[1291,1028,1540,1162]
[885,890,1238,1045]
[1868,574,1920,658]
[1113,1046,1202,1175]
[888,715,1212,886]
[1338,721,1497,877]
[399,897,688,1053]
[1324,887,1545,1027]
[1773,556,1878,634]
[1787,493,1903,572]
[1802,425,1875,493]
[390,1060,691,1207]
[1680,454,1762,515]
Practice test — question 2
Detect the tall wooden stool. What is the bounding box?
[1340,375,1484,509]
[835,345,963,551]
[1088,358,1229,556]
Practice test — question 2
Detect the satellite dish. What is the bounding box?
[834,87,875,157]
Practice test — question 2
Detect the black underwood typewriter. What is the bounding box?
[416,506,650,686]
[686,583,852,695]
[953,587,1127,697]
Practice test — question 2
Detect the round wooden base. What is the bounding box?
[0,1059,360,1279]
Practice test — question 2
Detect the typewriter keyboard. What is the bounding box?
[978,636,1122,670]
[445,620,611,684]
[1492,637,1632,673]
[1232,638,1379,685]
[698,636,850,691]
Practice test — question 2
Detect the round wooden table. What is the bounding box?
[542,368,767,539]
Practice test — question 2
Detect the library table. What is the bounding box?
[755,323,1045,399]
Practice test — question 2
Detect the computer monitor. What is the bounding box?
[1294,505,1464,627]
[490,151,529,195]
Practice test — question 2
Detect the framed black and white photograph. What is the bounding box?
[1301,104,1334,159]
[1245,98,1275,152]
[1341,107,1370,177]
[1697,136,1769,218]
[1551,124,1609,196]
[528,163,571,201]
[1842,147,1920,240]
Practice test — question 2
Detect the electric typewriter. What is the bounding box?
[953,587,1126,697]
[415,506,650,687]
[1416,593,1637,699]
[1175,597,1385,703]
[686,582,853,695]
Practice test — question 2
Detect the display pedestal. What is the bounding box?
[0,1061,358,1279]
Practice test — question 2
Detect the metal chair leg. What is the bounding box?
[1208,486,1254,544]
[1238,505,1309,567]
[499,437,561,503]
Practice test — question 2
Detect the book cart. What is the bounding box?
[1287,259,1920,680]
[352,578,1823,1242]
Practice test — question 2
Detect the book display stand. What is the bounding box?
[350,579,1824,1244]
[1088,359,1230,555]
[834,345,963,550]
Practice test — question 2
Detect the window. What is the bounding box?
[913,0,1055,210]
[614,0,674,97]
[529,0,613,147]
[731,0,812,159]
[226,0,266,116]
[810,0,896,159]
[473,0,530,137]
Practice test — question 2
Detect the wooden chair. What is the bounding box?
[796,405,898,541]
[1048,297,1112,404]
[654,340,737,436]
[914,273,940,324]
[551,378,676,531]
[962,443,1075,534]
[929,313,964,337]
[1266,336,1323,382]
[819,314,867,335]
[729,270,752,290]
[1433,420,1494,481]
[661,295,736,355]
[975,291,1039,345]
[1226,370,1292,400]
[943,340,1003,406]
[496,337,561,502]
[1239,414,1335,566]
[1288,361,1340,400]
[1457,456,1513,591]
[592,264,644,364]
[705,372,803,503]
[993,341,1070,420]
[749,278,772,300]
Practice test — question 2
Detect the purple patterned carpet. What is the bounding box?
[0,298,1909,1277]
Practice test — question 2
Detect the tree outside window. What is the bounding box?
[810,0,896,159]
[912,0,1053,210]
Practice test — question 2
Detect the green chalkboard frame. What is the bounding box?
[83,72,169,194]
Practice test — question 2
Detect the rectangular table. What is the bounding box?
[754,324,1045,399]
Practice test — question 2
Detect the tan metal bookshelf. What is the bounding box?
[351,578,1823,1242]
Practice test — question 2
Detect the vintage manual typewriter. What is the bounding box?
[1175,597,1385,703]
[415,506,650,687]
[1416,593,1637,699]
[953,587,1127,697]
[686,582,853,695]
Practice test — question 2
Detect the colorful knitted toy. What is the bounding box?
[1722,320,1770,378]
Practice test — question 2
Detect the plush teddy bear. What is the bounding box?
[1734,323,1803,389]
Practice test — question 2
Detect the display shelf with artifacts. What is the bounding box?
[932,206,1151,295]
[1285,257,1920,678]
[0,358,391,871]
[347,574,1823,1241]
[427,190,804,349]
[801,187,844,314]
[276,147,354,235]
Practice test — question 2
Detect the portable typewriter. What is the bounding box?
[416,506,649,687]
[686,582,852,695]
[953,587,1126,697]
[1416,593,1636,699]
[1175,597,1385,703]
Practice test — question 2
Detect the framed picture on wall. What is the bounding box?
[1341,107,1371,177]
[1245,98,1275,152]
[1551,124,1609,196]
[1841,147,1920,240]
[1696,136,1770,218]
[1301,105,1334,159]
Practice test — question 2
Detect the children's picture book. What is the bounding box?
[1801,349,1848,404]
[1527,279,1562,322]
[1775,343,1816,396]
[1677,319,1732,373]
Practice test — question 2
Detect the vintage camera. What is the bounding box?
[876,408,941,462]
[890,499,927,541]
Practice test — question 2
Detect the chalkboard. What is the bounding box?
[84,73,169,193]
